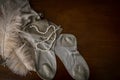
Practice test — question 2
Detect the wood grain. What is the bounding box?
[0,0,120,80]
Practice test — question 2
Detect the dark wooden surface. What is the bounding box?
[0,0,120,80]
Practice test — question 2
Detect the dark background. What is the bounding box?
[0,0,120,80]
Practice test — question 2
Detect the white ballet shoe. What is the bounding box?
[19,19,62,80]
[55,34,89,80]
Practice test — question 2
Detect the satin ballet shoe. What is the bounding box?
[55,34,89,80]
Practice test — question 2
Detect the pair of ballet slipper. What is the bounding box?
[20,19,89,80]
